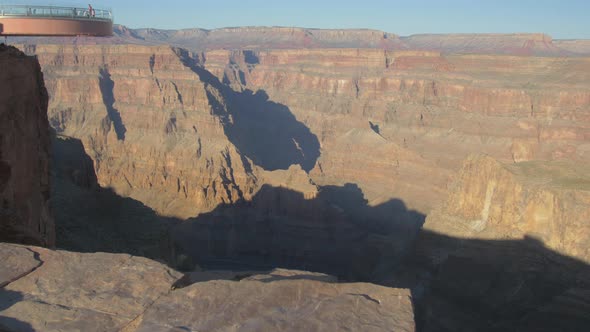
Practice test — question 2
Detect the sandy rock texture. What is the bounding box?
[0,243,415,332]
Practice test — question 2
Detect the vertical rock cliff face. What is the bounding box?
[405,155,590,331]
[35,45,262,219]
[20,44,423,277]
[425,154,590,263]
[26,43,590,217]
[0,45,54,247]
[203,49,590,213]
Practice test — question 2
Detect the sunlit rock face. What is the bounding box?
[0,45,53,247]
[27,44,325,220]
[399,155,590,332]
[5,29,590,331]
[424,155,590,263]
[202,47,590,214]
[16,34,590,279]
[21,32,590,218]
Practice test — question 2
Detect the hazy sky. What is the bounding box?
[13,0,590,39]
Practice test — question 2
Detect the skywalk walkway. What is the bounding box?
[0,4,112,36]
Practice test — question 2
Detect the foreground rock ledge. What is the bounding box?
[0,243,415,332]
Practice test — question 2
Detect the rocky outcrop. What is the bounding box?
[31,44,261,219]
[205,47,590,213]
[21,44,327,219]
[174,183,424,280]
[0,45,54,247]
[424,154,590,263]
[0,243,415,332]
[401,155,590,331]
[15,38,590,218]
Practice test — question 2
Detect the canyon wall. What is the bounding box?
[202,48,590,212]
[425,154,590,262]
[15,42,590,268]
[34,44,263,219]
[0,45,54,247]
[397,155,590,331]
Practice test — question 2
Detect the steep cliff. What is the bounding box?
[14,41,590,247]
[403,155,590,331]
[204,48,590,212]
[33,44,260,219]
[0,45,54,247]
[425,155,590,262]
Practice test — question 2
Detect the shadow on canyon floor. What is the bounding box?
[52,135,178,261]
[393,231,590,332]
[172,182,426,280]
[170,180,590,331]
[175,48,320,172]
[0,290,34,332]
[49,133,590,332]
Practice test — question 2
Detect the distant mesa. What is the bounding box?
[0,4,113,36]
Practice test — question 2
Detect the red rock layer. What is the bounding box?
[204,49,590,212]
[32,44,259,218]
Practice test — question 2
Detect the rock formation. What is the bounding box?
[202,47,590,213]
[14,26,590,56]
[14,32,590,217]
[424,154,590,263]
[10,32,589,282]
[174,183,424,280]
[34,44,261,219]
[2,28,589,331]
[0,243,415,332]
[0,44,54,247]
[395,155,590,331]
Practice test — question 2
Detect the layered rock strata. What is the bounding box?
[16,26,590,56]
[0,45,54,247]
[202,48,590,212]
[33,44,262,219]
[425,154,590,262]
[19,42,590,217]
[401,155,590,331]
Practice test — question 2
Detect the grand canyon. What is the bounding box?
[1,23,590,332]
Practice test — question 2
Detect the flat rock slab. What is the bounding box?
[0,243,415,332]
[136,278,414,332]
[0,244,41,288]
[0,243,182,332]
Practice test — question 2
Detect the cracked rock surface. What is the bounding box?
[0,243,414,332]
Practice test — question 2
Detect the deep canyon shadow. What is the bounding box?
[173,183,425,281]
[49,130,590,332]
[169,180,590,331]
[51,134,179,261]
[394,231,590,332]
[0,290,34,332]
[175,48,320,172]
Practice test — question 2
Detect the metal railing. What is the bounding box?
[0,4,113,21]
